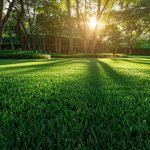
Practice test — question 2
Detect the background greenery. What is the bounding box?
[0,0,150,54]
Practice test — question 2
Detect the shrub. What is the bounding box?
[0,50,51,59]
[51,53,127,58]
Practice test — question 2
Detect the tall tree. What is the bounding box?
[76,0,88,52]
[90,0,110,53]
[34,0,65,52]
[66,0,73,54]
[0,0,3,50]
[108,0,150,53]
[15,0,25,49]
[0,0,16,50]
[76,0,111,53]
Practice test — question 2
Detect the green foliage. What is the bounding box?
[2,35,19,44]
[51,53,127,58]
[102,0,150,50]
[1,0,150,52]
[100,24,123,51]
[0,57,150,149]
[0,50,51,59]
[133,40,150,49]
[35,0,66,35]
[4,10,17,36]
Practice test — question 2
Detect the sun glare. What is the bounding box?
[88,17,98,29]
[88,16,105,30]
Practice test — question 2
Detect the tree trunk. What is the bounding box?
[25,0,33,34]
[42,36,45,52]
[82,39,88,53]
[0,26,3,50]
[55,36,58,53]
[13,3,30,50]
[15,0,25,50]
[69,38,73,54]
[0,0,16,50]
[58,37,61,54]
[76,0,88,53]
[90,37,97,53]
[66,0,73,54]
[0,0,3,50]
[9,34,15,50]
[75,0,110,53]
[90,40,97,53]
[16,18,24,50]
[90,0,110,53]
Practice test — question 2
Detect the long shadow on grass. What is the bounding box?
[17,59,89,75]
[97,60,149,94]
[0,59,56,65]
[82,59,132,149]
[86,59,150,149]
[1,58,150,149]
[6,59,93,76]
[111,58,150,75]
[112,58,150,65]
[0,59,74,73]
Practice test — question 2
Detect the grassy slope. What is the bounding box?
[0,57,150,149]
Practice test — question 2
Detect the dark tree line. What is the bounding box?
[0,0,150,53]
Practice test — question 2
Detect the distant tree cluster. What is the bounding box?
[0,0,150,54]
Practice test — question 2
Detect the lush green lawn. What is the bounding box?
[0,57,150,149]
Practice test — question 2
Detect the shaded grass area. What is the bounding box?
[0,57,150,149]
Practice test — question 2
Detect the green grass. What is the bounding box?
[0,56,150,149]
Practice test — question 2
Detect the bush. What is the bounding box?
[51,53,127,58]
[0,50,51,59]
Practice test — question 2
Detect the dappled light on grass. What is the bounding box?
[0,57,150,149]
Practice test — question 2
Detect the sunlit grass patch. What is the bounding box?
[0,57,150,149]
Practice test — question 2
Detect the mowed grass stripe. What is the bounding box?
[0,57,150,149]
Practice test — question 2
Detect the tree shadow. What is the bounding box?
[1,58,150,149]
[0,59,57,65]
[0,59,73,73]
[112,58,150,65]
[82,59,150,149]
[97,59,149,89]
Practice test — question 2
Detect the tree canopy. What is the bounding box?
[0,0,149,53]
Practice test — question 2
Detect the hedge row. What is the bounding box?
[51,53,127,58]
[0,50,128,59]
[0,50,51,59]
